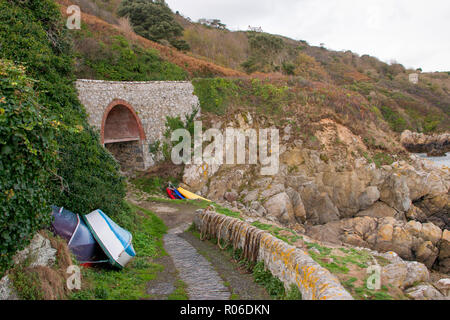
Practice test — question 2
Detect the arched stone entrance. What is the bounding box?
[101,99,146,170]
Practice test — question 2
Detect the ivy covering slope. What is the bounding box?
[0,60,58,274]
[0,0,127,273]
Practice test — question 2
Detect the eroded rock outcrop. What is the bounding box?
[438,230,450,273]
[401,130,450,156]
[181,115,449,274]
[305,216,445,269]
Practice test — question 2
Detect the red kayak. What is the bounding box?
[166,188,177,199]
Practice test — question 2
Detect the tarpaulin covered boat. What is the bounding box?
[51,206,109,265]
[83,209,136,269]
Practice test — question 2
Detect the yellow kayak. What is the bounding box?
[177,187,211,202]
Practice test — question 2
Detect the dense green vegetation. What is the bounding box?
[71,203,167,300]
[74,30,188,80]
[192,78,239,115]
[9,260,45,300]
[252,261,286,299]
[117,0,189,51]
[52,125,128,219]
[0,60,57,274]
[132,176,177,194]
[242,33,286,74]
[192,78,290,116]
[252,260,302,300]
[379,105,408,133]
[0,0,127,273]
[229,248,301,300]
[159,108,199,160]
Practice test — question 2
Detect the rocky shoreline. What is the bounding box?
[401,130,450,156]
[180,117,450,276]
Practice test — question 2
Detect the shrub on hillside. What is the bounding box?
[117,0,190,51]
[380,105,408,133]
[282,62,296,76]
[70,0,120,25]
[192,78,238,115]
[293,53,328,81]
[242,33,285,73]
[0,60,58,274]
[182,25,249,70]
[192,78,291,116]
[74,33,188,80]
[53,126,128,219]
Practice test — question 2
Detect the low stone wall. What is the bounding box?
[194,209,353,300]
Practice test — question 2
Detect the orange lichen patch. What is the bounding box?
[57,1,243,78]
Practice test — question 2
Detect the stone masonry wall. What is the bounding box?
[194,209,354,300]
[76,80,199,169]
[105,141,145,171]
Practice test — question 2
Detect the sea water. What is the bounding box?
[415,152,450,168]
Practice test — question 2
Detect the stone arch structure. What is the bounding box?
[75,79,200,170]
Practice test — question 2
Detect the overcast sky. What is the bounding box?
[166,0,449,72]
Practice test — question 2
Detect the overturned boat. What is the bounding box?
[51,206,109,265]
[83,209,136,269]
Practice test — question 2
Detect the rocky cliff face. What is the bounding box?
[181,115,450,274]
[401,130,450,156]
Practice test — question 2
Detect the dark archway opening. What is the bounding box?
[104,105,140,144]
[102,102,146,171]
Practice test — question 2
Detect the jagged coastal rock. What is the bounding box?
[181,116,450,277]
[401,130,450,156]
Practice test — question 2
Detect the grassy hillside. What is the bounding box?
[177,16,449,133]
[192,77,405,159]
[57,0,243,78]
[57,0,449,134]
